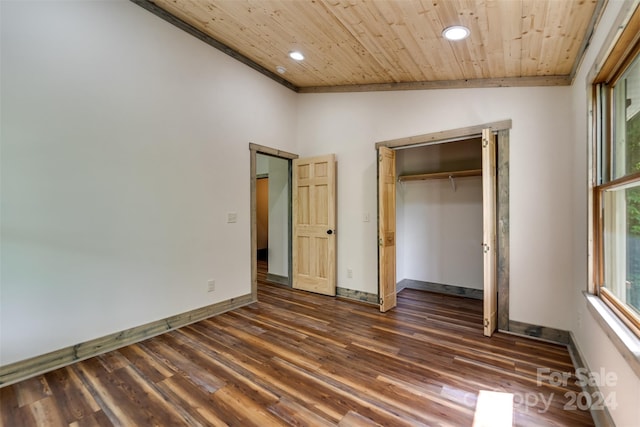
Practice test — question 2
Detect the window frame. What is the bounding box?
[592,34,640,338]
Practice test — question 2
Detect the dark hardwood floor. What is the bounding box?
[1,264,594,426]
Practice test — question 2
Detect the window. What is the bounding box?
[594,28,640,336]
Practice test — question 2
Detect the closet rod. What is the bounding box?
[397,168,482,182]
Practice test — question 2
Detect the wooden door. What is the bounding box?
[378,146,397,312]
[292,154,337,296]
[482,129,497,336]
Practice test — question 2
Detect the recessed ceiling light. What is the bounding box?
[276,65,287,74]
[289,51,304,61]
[442,26,470,41]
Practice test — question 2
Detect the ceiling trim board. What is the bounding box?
[299,76,572,94]
[130,0,299,92]
[568,0,609,85]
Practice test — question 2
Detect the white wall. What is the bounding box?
[399,178,483,289]
[570,0,640,425]
[297,85,574,330]
[267,156,289,278]
[0,0,298,365]
[256,155,270,175]
[396,141,483,289]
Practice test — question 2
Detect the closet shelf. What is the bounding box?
[398,168,482,182]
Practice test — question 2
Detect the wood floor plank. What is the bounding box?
[28,397,67,426]
[156,331,280,406]
[116,343,175,383]
[212,384,284,427]
[113,364,196,425]
[13,375,51,407]
[270,356,438,427]
[178,324,352,423]
[68,410,113,427]
[42,366,101,425]
[142,336,226,394]
[156,375,229,427]
[0,263,595,426]
[338,411,384,427]
[0,384,38,427]
[268,397,336,427]
[74,358,171,426]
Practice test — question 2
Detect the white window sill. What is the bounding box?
[584,292,640,378]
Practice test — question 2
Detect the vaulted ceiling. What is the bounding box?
[134,0,603,92]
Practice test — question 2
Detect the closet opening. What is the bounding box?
[396,137,484,300]
[376,120,511,337]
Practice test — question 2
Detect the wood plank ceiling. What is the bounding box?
[136,0,603,92]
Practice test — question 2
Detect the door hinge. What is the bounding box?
[482,137,489,148]
[379,238,383,246]
[482,243,490,253]
[484,318,489,327]
[378,154,382,162]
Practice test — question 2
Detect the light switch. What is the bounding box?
[227,212,237,223]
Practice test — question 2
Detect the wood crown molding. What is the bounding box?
[299,76,572,94]
[129,0,298,92]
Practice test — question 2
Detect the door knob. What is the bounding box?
[327,229,333,235]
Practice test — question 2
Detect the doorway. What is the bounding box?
[249,144,298,300]
[255,153,291,287]
[249,144,339,300]
[376,120,511,336]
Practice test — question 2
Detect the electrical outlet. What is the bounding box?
[347,268,353,278]
[207,280,215,292]
[227,212,237,223]
[363,213,370,222]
